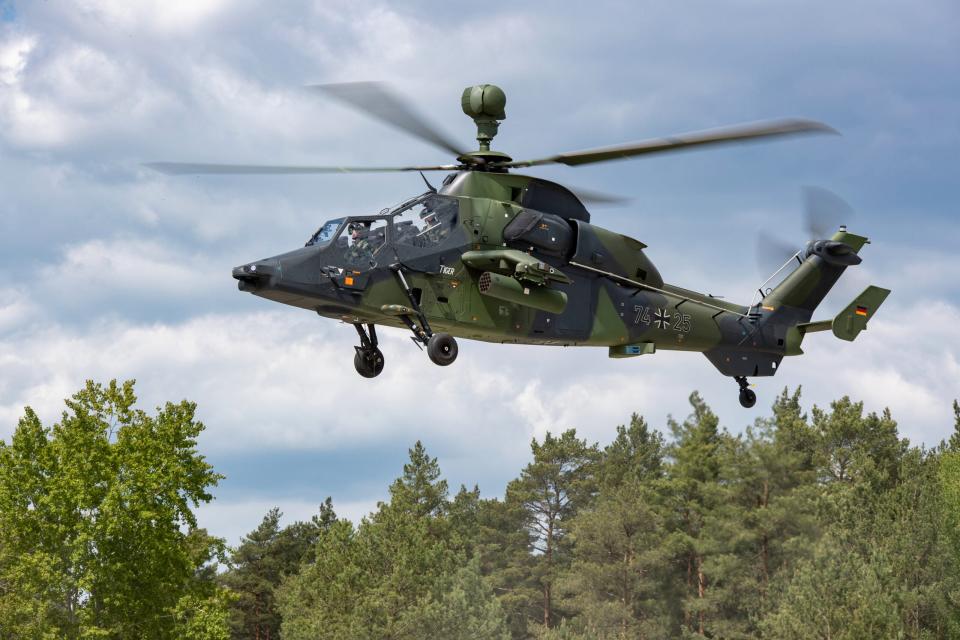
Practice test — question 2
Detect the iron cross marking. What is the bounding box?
[654,308,671,329]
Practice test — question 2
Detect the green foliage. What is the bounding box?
[220,503,326,639]
[759,536,905,639]
[0,380,226,639]
[949,399,960,451]
[15,382,953,639]
[505,430,599,630]
[276,441,467,639]
[396,556,511,640]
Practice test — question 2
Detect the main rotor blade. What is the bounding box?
[567,185,632,206]
[308,82,468,159]
[143,162,459,176]
[502,118,838,169]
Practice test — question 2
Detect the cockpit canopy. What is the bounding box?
[305,193,461,270]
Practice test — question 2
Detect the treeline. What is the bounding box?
[1,382,958,639]
[224,390,960,640]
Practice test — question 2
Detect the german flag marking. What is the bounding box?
[855,305,868,317]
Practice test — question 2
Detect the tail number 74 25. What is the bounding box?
[634,305,692,333]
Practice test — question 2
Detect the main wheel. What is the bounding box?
[739,388,757,408]
[354,348,385,378]
[427,333,458,366]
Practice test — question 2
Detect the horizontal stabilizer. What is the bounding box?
[797,285,890,341]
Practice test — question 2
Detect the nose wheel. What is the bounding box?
[735,376,757,408]
[353,323,385,378]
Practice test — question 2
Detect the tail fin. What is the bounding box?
[797,285,890,341]
[761,229,869,318]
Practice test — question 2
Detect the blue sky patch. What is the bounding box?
[0,1,15,22]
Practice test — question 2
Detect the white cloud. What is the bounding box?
[2,297,957,457]
[71,0,233,36]
[0,33,174,149]
[2,0,958,548]
[196,496,377,547]
[37,236,223,304]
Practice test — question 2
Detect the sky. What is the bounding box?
[2,0,958,545]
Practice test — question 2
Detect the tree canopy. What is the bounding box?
[3,382,958,640]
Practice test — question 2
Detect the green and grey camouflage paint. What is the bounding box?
[233,169,889,390]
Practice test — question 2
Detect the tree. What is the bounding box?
[598,413,664,489]
[277,442,462,639]
[663,392,723,636]
[697,388,820,637]
[396,556,511,640]
[475,495,540,639]
[390,441,449,519]
[0,380,228,639]
[812,397,907,490]
[506,429,599,630]
[759,536,904,640]
[221,504,324,639]
[560,479,669,639]
[948,400,960,451]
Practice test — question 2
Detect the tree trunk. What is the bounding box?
[761,479,770,600]
[255,597,261,640]
[697,555,705,635]
[544,519,554,628]
[685,553,693,630]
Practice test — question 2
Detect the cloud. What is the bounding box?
[2,0,958,547]
[70,0,233,36]
[2,298,957,456]
[196,496,377,547]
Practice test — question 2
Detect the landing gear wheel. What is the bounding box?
[734,376,756,408]
[427,333,458,366]
[354,348,385,378]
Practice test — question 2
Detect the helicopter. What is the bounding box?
[147,83,890,408]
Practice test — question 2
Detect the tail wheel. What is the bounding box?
[739,388,757,408]
[427,333,458,366]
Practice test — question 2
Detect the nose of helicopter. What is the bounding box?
[232,258,279,291]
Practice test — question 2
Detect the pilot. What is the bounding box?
[347,222,374,262]
[418,197,451,244]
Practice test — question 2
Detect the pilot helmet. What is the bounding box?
[349,222,370,237]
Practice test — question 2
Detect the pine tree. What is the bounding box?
[561,479,669,639]
[545,413,670,638]
[948,400,960,451]
[759,535,905,639]
[475,495,539,639]
[507,429,599,630]
[276,442,460,639]
[599,413,664,488]
[698,388,820,636]
[390,440,449,518]
[221,505,323,639]
[663,392,722,636]
[396,556,511,640]
[812,397,907,489]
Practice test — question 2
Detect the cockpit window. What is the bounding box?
[306,218,344,247]
[342,218,388,269]
[391,194,459,250]
[305,194,461,272]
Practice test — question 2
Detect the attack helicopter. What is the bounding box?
[147,83,890,408]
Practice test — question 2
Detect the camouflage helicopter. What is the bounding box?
[147,83,889,408]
